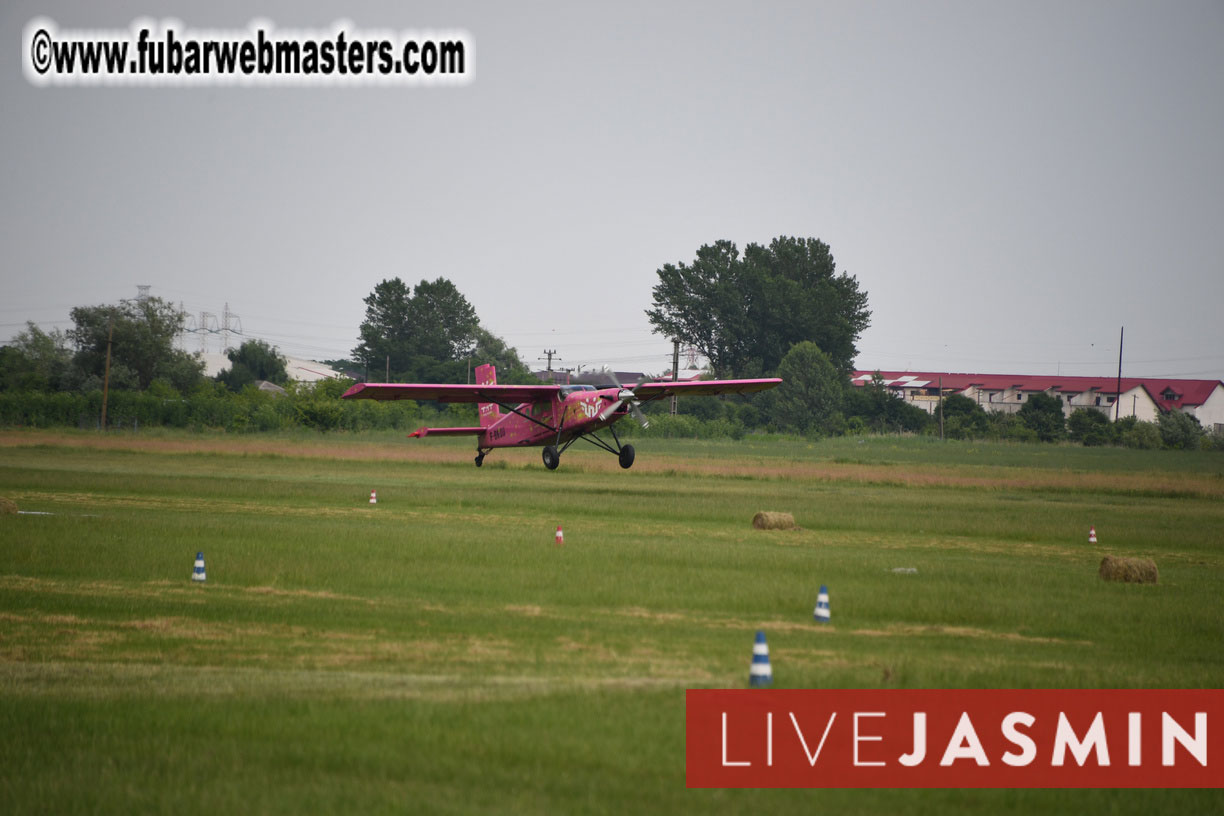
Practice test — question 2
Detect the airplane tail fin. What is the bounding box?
[476,364,499,428]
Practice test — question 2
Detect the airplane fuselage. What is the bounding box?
[481,385,630,448]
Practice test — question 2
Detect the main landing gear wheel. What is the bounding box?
[618,444,635,469]
[474,454,485,467]
[542,445,560,470]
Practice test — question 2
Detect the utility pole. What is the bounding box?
[1114,326,1124,422]
[938,376,944,441]
[386,355,390,382]
[100,316,114,431]
[540,349,558,372]
[670,339,680,416]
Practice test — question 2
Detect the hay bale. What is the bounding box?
[0,497,17,515]
[752,511,796,530]
[1098,555,1158,584]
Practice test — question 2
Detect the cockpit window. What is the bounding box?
[558,385,597,398]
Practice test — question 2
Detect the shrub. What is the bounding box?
[1120,420,1161,450]
[1067,408,1112,446]
[1017,392,1066,442]
[1158,410,1204,450]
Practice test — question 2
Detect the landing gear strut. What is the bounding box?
[474,447,490,467]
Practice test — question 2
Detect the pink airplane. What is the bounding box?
[341,364,781,470]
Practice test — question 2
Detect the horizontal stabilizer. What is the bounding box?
[408,426,484,438]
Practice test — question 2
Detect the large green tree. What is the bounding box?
[0,322,72,392]
[352,277,525,383]
[470,327,533,383]
[217,339,289,391]
[646,236,870,376]
[766,341,844,435]
[353,277,413,379]
[67,297,203,392]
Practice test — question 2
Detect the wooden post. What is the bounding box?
[670,339,680,416]
[939,376,944,441]
[100,317,113,431]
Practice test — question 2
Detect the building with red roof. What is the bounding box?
[850,371,1224,431]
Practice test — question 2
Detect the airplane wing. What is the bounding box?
[341,382,561,404]
[631,378,782,400]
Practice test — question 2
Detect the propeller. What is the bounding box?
[598,388,637,421]
[599,368,650,428]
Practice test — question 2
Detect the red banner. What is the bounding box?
[686,689,1223,788]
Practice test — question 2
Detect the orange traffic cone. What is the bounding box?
[369,490,378,505]
[555,525,564,546]
[1089,526,1097,544]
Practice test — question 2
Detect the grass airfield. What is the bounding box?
[1,428,1222,814]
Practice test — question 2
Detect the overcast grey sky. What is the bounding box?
[4,1,1222,380]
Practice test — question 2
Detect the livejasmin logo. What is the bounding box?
[686,689,1222,788]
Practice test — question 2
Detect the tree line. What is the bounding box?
[646,367,1220,451]
[0,280,533,434]
[644,236,1219,451]
[1,238,1219,450]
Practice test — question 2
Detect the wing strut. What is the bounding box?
[489,398,560,436]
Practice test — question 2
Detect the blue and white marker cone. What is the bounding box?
[192,551,206,583]
[749,630,773,687]
[814,584,830,623]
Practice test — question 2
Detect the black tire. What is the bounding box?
[474,455,484,467]
[618,444,635,469]
[542,445,560,470]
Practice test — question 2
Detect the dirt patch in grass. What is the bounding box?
[244,585,370,603]
[0,429,461,464]
[1,575,378,609]
[745,618,837,633]
[6,489,380,521]
[118,617,236,640]
[462,637,514,661]
[555,636,620,661]
[851,623,1091,646]
[0,611,89,626]
[611,606,688,624]
[5,429,1220,497]
[872,534,1087,561]
[0,660,697,703]
[2,607,442,669]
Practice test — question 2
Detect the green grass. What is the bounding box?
[1,430,1222,813]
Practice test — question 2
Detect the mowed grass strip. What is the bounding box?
[1,431,1222,814]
